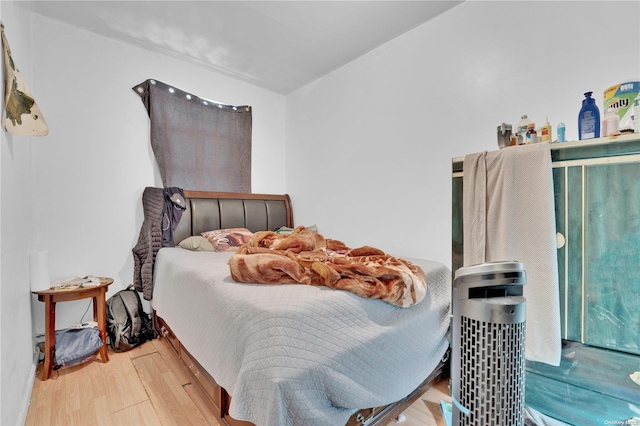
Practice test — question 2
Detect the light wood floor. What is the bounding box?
[25,337,451,426]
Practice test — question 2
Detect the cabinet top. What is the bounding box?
[452,133,640,172]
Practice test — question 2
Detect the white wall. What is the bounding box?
[0,3,38,425]
[286,0,640,267]
[27,14,287,334]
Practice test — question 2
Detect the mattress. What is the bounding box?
[152,248,451,426]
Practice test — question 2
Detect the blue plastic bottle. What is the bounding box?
[578,91,600,140]
[557,122,566,142]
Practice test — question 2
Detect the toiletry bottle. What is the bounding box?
[541,117,552,143]
[578,91,600,140]
[602,108,619,137]
[557,123,566,142]
[516,115,531,145]
[526,123,537,144]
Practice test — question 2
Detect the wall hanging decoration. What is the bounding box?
[1,21,49,136]
[134,79,252,192]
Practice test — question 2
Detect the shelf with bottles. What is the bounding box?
[550,131,640,162]
[552,130,639,149]
[453,132,640,173]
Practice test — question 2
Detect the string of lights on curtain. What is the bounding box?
[133,79,252,193]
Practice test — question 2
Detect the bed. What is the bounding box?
[151,191,451,426]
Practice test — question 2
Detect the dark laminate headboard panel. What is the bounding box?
[173,191,294,244]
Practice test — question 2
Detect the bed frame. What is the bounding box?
[153,190,448,426]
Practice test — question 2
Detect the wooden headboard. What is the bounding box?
[172,191,294,245]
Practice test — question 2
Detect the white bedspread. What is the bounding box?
[152,248,451,426]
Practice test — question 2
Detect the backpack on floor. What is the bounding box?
[106,284,154,352]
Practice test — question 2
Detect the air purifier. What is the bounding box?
[451,261,526,426]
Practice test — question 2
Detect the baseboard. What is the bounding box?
[17,351,39,425]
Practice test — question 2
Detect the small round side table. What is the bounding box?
[32,277,113,380]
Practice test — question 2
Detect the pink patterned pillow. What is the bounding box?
[201,228,253,252]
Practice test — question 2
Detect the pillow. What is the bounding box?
[201,228,254,252]
[178,236,215,252]
[275,224,318,234]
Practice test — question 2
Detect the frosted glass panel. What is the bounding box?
[585,162,640,355]
[566,166,583,342]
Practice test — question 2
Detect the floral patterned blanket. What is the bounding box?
[228,226,427,307]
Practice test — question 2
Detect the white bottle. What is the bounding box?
[602,108,620,137]
[516,115,531,145]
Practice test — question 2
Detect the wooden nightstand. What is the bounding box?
[32,277,113,380]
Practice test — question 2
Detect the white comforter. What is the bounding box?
[152,248,450,426]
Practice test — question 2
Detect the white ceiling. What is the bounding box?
[23,1,463,94]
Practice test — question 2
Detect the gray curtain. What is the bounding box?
[133,79,251,192]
